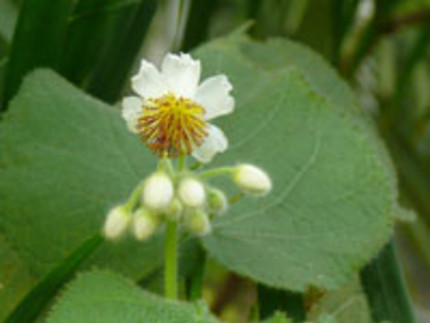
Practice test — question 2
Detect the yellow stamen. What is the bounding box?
[137,94,207,157]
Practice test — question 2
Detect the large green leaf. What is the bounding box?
[0,70,162,281]
[46,270,220,323]
[193,36,398,291]
[46,270,294,323]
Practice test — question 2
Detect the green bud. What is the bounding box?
[207,188,228,215]
[165,198,183,220]
[103,206,130,240]
[187,209,211,236]
[233,164,272,196]
[132,208,158,241]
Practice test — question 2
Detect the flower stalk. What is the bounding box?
[164,220,179,299]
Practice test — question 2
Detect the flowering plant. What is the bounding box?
[0,1,420,323]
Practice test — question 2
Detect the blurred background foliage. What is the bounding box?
[0,0,429,322]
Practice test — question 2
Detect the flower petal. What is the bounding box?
[195,75,234,120]
[131,59,167,99]
[122,96,142,133]
[192,124,228,163]
[161,53,201,97]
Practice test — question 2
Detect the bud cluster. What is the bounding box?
[102,160,271,241]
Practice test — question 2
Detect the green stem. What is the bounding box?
[199,167,234,179]
[178,155,186,172]
[159,156,175,177]
[123,181,145,212]
[360,240,416,323]
[164,220,179,299]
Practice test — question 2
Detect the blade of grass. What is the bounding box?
[0,0,18,57]
[331,0,359,65]
[341,0,400,77]
[61,0,157,103]
[181,0,219,52]
[5,234,103,323]
[2,0,71,108]
[87,0,158,103]
[360,239,416,323]
[258,285,306,323]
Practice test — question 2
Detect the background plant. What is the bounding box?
[0,0,429,322]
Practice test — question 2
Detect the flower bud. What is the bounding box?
[165,198,183,220]
[233,164,272,196]
[132,208,158,241]
[207,188,228,215]
[103,206,129,240]
[187,209,211,236]
[142,172,174,211]
[178,177,206,208]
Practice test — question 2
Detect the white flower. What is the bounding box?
[142,172,174,211]
[103,206,129,240]
[178,177,206,208]
[122,53,234,163]
[132,208,158,241]
[233,164,272,196]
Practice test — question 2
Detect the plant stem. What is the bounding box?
[199,167,234,179]
[159,156,175,177]
[178,155,186,172]
[164,220,179,299]
[123,181,145,212]
[360,239,416,323]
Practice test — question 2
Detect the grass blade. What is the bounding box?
[360,240,416,323]
[5,235,103,323]
[61,0,158,103]
[2,0,71,108]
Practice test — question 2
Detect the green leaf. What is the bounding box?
[181,0,220,51]
[61,0,158,103]
[4,235,102,323]
[0,57,7,108]
[259,312,293,323]
[307,276,373,323]
[2,0,71,107]
[194,36,398,291]
[0,0,18,57]
[294,0,334,61]
[0,234,35,322]
[46,270,220,323]
[316,314,339,323]
[0,69,162,282]
[360,241,416,323]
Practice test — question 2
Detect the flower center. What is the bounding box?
[137,94,207,157]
